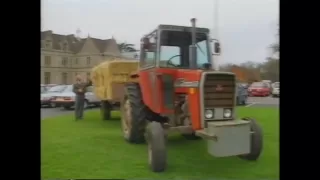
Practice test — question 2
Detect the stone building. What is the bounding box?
[41,30,121,84]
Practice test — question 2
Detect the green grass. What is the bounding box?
[41,107,279,179]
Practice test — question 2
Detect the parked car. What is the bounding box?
[248,82,271,97]
[41,85,67,107]
[41,84,58,93]
[271,82,280,97]
[41,85,47,93]
[236,83,248,105]
[51,85,101,110]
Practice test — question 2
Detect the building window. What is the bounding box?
[45,40,51,48]
[45,56,51,66]
[62,57,68,66]
[74,58,78,65]
[86,57,91,65]
[62,72,68,84]
[44,72,51,84]
[62,43,68,51]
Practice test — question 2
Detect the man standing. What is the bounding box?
[72,75,92,120]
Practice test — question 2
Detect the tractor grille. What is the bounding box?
[203,73,236,108]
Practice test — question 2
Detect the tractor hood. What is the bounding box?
[174,69,205,93]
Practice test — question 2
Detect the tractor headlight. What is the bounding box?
[205,109,214,119]
[223,109,232,118]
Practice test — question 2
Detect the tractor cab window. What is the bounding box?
[196,39,209,67]
[159,30,210,68]
[160,46,181,67]
[140,32,157,68]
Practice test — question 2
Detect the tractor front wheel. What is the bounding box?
[238,117,263,161]
[147,122,167,172]
[120,83,147,144]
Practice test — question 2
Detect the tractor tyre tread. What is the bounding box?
[124,83,147,144]
[147,122,167,172]
[239,117,263,161]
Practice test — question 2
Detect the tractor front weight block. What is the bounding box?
[196,120,252,157]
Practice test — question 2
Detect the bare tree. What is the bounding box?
[261,25,279,81]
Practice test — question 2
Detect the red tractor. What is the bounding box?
[120,18,263,172]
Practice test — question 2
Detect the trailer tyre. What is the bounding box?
[238,117,263,161]
[100,100,111,120]
[121,83,147,144]
[147,122,167,172]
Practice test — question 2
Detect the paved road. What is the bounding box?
[41,96,279,119]
[247,96,279,108]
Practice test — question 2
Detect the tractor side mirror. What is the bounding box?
[211,39,221,55]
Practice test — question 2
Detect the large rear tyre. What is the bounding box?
[238,117,263,161]
[147,122,167,172]
[101,100,111,120]
[121,83,147,144]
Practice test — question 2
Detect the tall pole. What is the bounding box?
[214,0,219,38]
[213,0,220,70]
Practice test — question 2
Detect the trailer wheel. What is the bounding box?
[146,122,167,172]
[100,100,111,120]
[121,83,147,144]
[238,117,263,161]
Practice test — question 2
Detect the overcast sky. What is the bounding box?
[42,0,279,64]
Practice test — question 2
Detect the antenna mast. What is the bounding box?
[213,0,220,70]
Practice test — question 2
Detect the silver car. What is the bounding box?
[51,85,101,110]
[271,82,280,97]
[41,85,67,107]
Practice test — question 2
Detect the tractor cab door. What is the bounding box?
[138,32,176,114]
[138,32,160,113]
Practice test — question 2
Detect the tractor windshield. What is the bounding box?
[159,30,210,69]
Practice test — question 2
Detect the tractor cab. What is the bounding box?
[140,20,220,70]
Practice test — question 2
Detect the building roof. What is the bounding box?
[41,30,119,54]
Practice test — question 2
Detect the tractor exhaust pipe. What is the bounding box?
[191,18,197,46]
[189,18,197,69]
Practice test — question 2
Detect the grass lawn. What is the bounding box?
[41,107,279,179]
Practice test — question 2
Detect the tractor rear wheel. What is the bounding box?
[121,83,147,144]
[238,117,263,161]
[147,121,167,172]
[101,100,111,120]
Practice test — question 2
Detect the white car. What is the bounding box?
[41,85,67,107]
[51,85,101,110]
[271,82,280,97]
